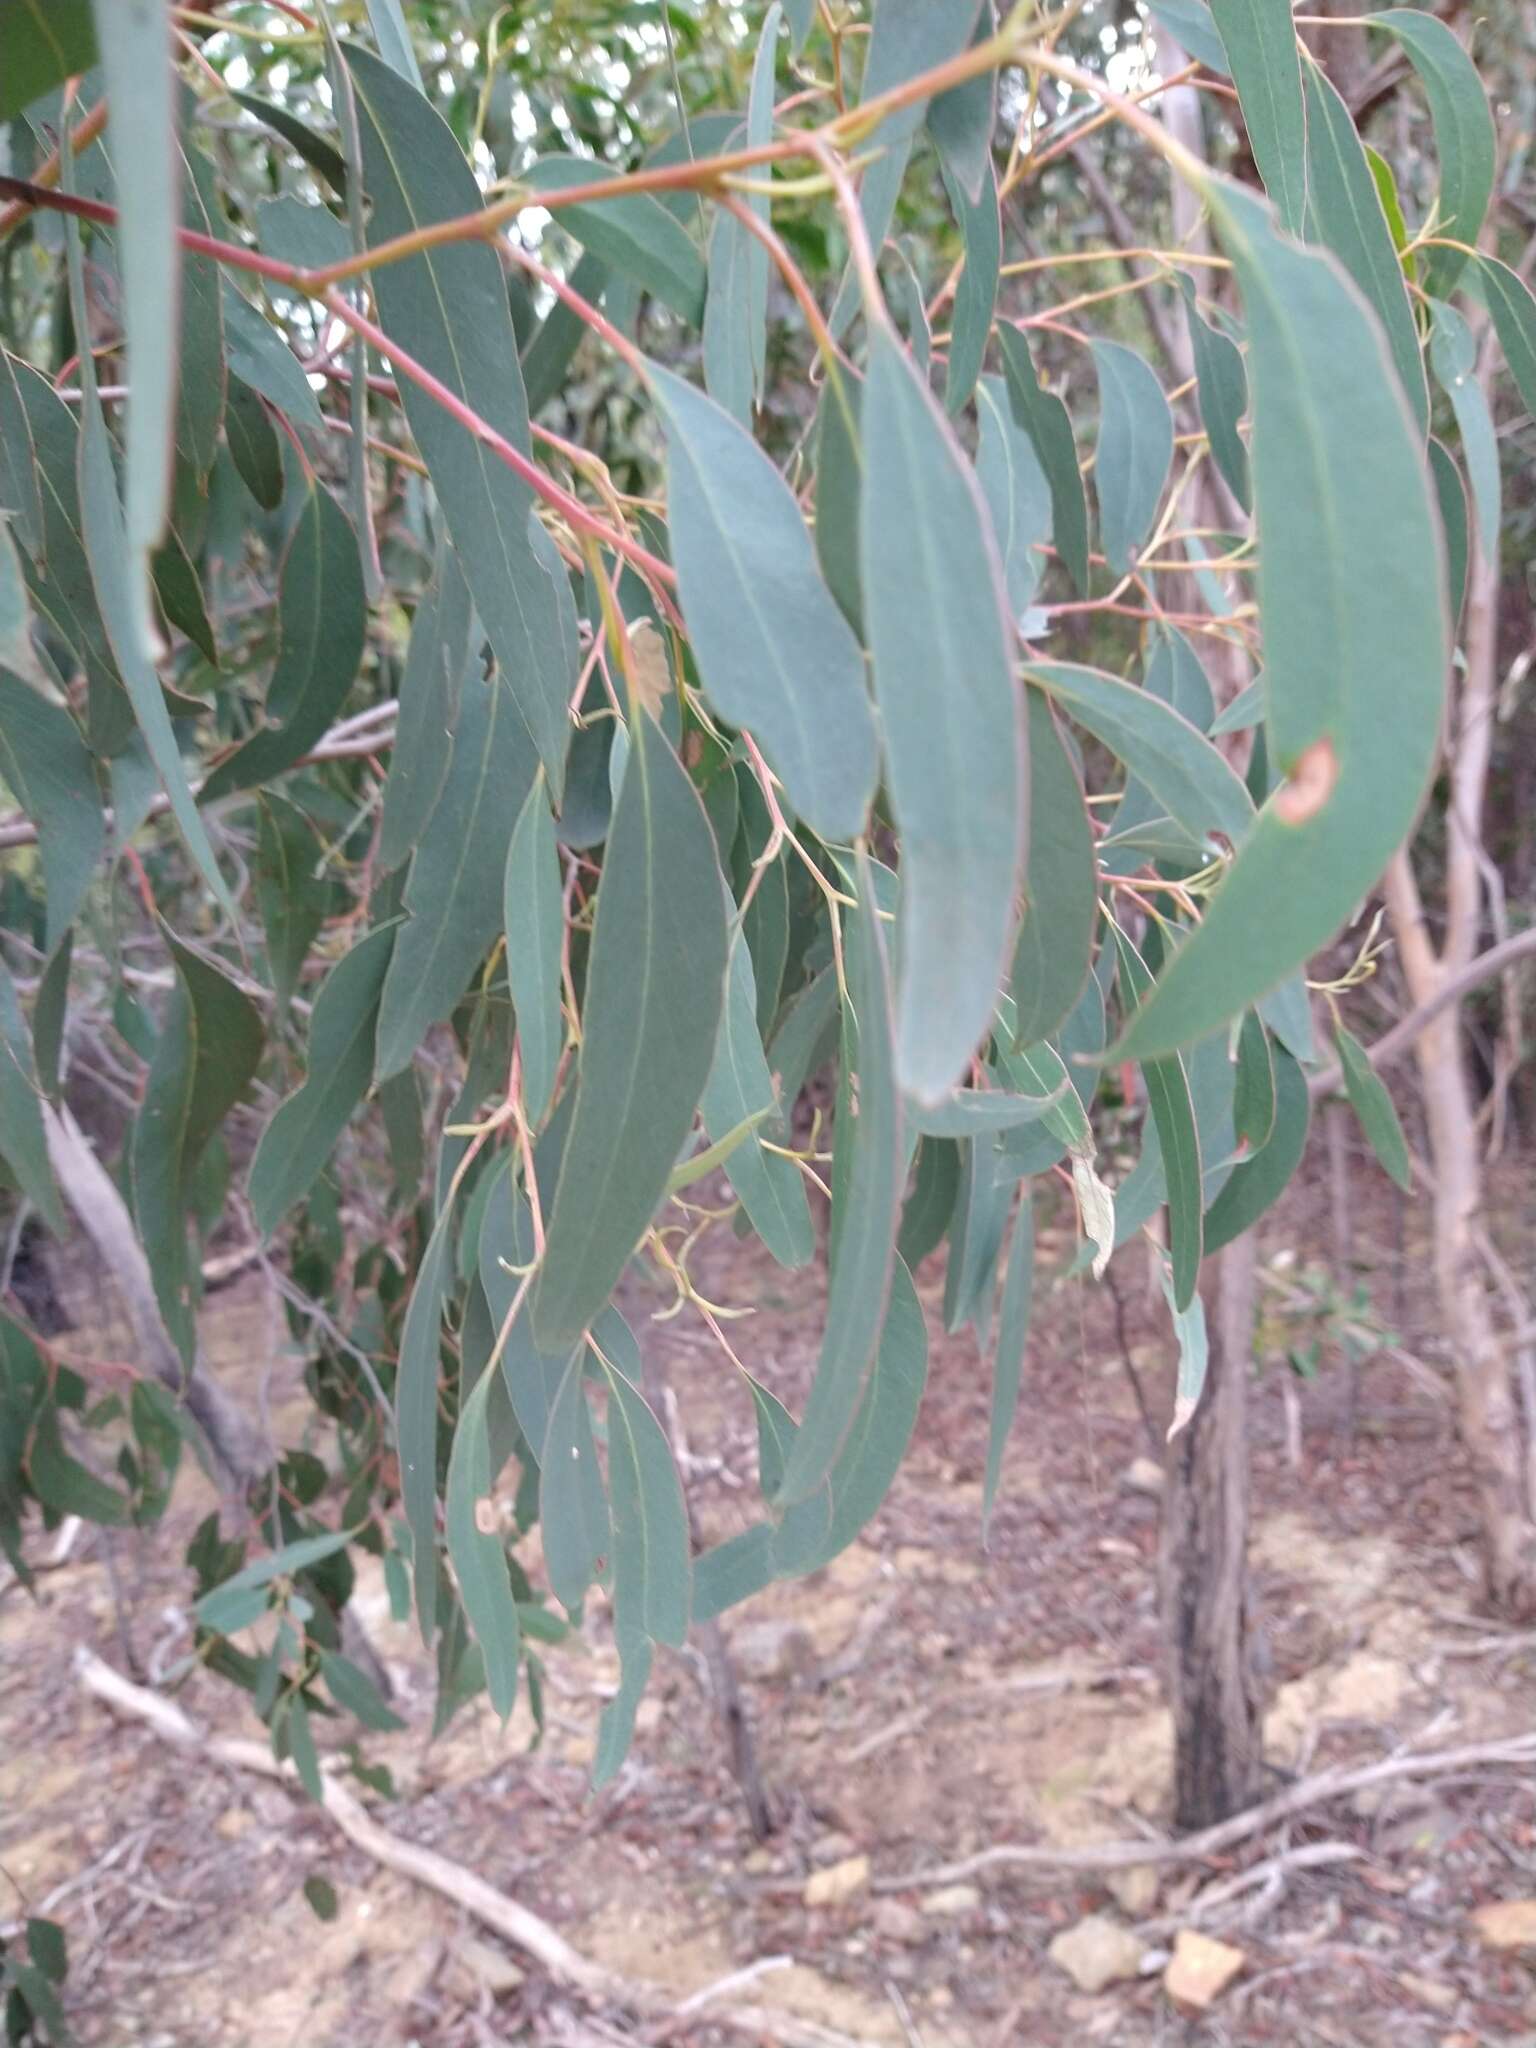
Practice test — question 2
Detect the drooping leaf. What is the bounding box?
[0,955,63,1233]
[651,364,877,841]
[1335,1023,1411,1192]
[222,378,284,512]
[600,1361,691,1647]
[375,661,538,1081]
[0,672,103,952]
[1302,61,1429,436]
[521,249,610,415]
[200,486,366,800]
[898,1137,961,1267]
[975,373,1052,623]
[1113,927,1202,1310]
[194,1527,356,1631]
[701,5,779,421]
[1232,1009,1276,1151]
[1373,10,1494,298]
[813,368,865,636]
[862,324,1024,1104]
[1147,0,1231,74]
[1477,256,1536,421]
[531,712,729,1350]
[377,549,475,873]
[504,778,565,1132]
[1164,1271,1210,1438]
[784,0,816,53]
[1091,339,1173,574]
[593,1628,653,1785]
[320,1649,406,1733]
[364,0,424,86]
[908,1075,1067,1139]
[1202,1041,1310,1251]
[234,90,348,197]
[1209,0,1307,235]
[700,932,815,1269]
[540,1350,610,1614]
[943,155,1000,416]
[1427,437,1469,631]
[248,926,396,1238]
[445,1364,521,1720]
[527,158,706,326]
[982,1192,1033,1538]
[0,0,97,118]
[997,323,1090,595]
[30,1404,128,1525]
[943,1132,1012,1340]
[348,48,576,795]
[928,0,998,205]
[220,287,326,434]
[397,1201,453,1643]
[254,793,337,1014]
[1180,275,1250,510]
[1110,179,1447,1061]
[775,855,903,1504]
[151,523,218,665]
[1429,299,1499,567]
[0,349,44,554]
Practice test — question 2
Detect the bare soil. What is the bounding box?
[4,1156,1535,2047]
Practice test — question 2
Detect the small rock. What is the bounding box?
[1320,1651,1407,1723]
[803,1854,870,1908]
[1106,1864,1159,1918]
[1399,1971,1457,2013]
[1047,1913,1145,1993]
[741,1846,775,1875]
[920,1883,982,1917]
[214,1807,253,1841]
[1165,1929,1245,2011]
[733,1618,817,1684]
[873,1899,925,1946]
[1471,1898,1536,1951]
[634,1696,665,1735]
[1122,1456,1165,1496]
[811,1830,859,1865]
[448,1937,525,1998]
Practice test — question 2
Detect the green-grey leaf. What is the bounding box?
[1209,0,1307,235]
[376,662,538,1081]
[813,368,865,637]
[701,8,778,420]
[1114,927,1202,1310]
[248,926,396,1238]
[1164,1272,1210,1438]
[531,712,728,1350]
[1202,1041,1310,1251]
[0,673,103,952]
[1233,1009,1276,1151]
[319,1649,405,1733]
[593,1629,653,1785]
[199,486,365,799]
[651,364,877,841]
[348,48,576,795]
[0,348,44,553]
[1478,256,1536,422]
[1429,300,1499,567]
[928,0,997,206]
[692,1526,775,1620]
[522,250,611,416]
[1427,437,1468,632]
[1147,0,1230,72]
[445,1364,521,1720]
[1302,62,1428,437]
[982,1192,1032,1538]
[975,373,1052,623]
[0,0,97,117]
[220,288,326,434]
[526,157,706,326]
[943,1133,1011,1340]
[397,1200,453,1643]
[701,932,815,1268]
[194,1527,356,1629]
[540,1349,610,1614]
[943,155,1000,416]
[997,323,1090,595]
[0,955,63,1232]
[898,1137,960,1267]
[1110,179,1447,1061]
[377,548,475,872]
[1335,1022,1411,1192]
[222,378,283,512]
[600,1362,691,1647]
[1180,276,1250,510]
[254,794,337,1013]
[504,778,565,1132]
[909,1073,1067,1138]
[1373,10,1494,298]
[862,324,1024,1104]
[1091,339,1173,575]
[775,854,903,1504]
[364,0,423,85]
[784,0,816,53]
[235,92,348,197]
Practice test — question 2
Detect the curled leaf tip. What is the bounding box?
[1273,736,1340,826]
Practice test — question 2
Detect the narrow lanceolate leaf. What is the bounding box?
[527,159,706,326]
[1111,179,1447,1062]
[255,795,336,1013]
[1209,0,1307,236]
[1203,1042,1310,1251]
[76,387,235,919]
[248,926,396,1238]
[1374,10,1494,298]
[0,350,44,554]
[504,779,565,1132]
[90,0,179,623]
[1091,340,1173,575]
[199,486,366,799]
[1428,438,1469,631]
[445,1365,521,1721]
[364,0,423,85]
[1,0,97,116]
[1164,1274,1210,1439]
[1477,257,1536,421]
[943,1133,1012,1340]
[129,936,264,1368]
[975,375,1052,623]
[983,1194,1033,1540]
[0,957,63,1232]
[943,156,1000,416]
[221,288,326,434]
[814,369,865,636]
[1008,695,1097,1047]
[600,1362,691,1647]
[532,714,729,1350]
[929,0,998,205]
[222,380,283,512]
[1233,1010,1276,1151]
[1335,1024,1411,1192]
[1147,0,1231,75]
[1114,929,1202,1311]
[397,1202,454,1643]
[862,325,1024,1105]
[0,674,103,953]
[1180,277,1250,511]
[701,4,779,421]
[1029,661,1253,852]
[375,663,538,1080]
[378,549,475,872]
[776,856,903,1505]
[997,324,1090,595]
[540,1351,610,1614]
[899,1138,961,1267]
[348,48,576,796]
[1430,301,1499,567]
[1303,64,1429,436]
[908,1078,1066,1139]
[701,933,815,1269]
[651,366,877,841]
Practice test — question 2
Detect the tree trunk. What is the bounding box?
[1161,1230,1264,1830]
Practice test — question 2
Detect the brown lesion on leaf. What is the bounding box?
[1273,736,1339,825]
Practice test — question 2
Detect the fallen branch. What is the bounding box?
[1135,1840,1362,1937]
[872,1732,1536,1890]
[75,1651,870,2048]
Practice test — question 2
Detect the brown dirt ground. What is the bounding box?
[3,1151,1536,2048]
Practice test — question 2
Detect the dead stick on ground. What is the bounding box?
[74,1651,869,2048]
[872,1733,1536,1890]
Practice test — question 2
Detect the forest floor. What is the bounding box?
[3,1151,1536,2048]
